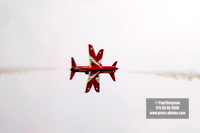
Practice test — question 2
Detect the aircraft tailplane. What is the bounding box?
[70,71,75,80]
[71,57,76,67]
[112,61,117,66]
[70,57,76,80]
[110,73,116,81]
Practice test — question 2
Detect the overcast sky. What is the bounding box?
[1,0,200,132]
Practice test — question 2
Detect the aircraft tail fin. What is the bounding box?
[112,61,117,66]
[70,57,76,80]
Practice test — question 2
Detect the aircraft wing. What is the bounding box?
[88,44,101,67]
[89,44,96,59]
[85,71,100,93]
[96,49,104,64]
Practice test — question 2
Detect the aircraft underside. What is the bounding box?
[70,44,118,93]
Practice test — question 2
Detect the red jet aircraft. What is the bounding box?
[70,44,118,93]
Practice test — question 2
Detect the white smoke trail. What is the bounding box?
[130,70,200,81]
[0,66,67,76]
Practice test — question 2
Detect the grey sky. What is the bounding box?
[1,0,200,132]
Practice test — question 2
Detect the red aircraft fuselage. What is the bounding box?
[70,65,118,74]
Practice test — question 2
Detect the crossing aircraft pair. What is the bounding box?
[70,44,118,93]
